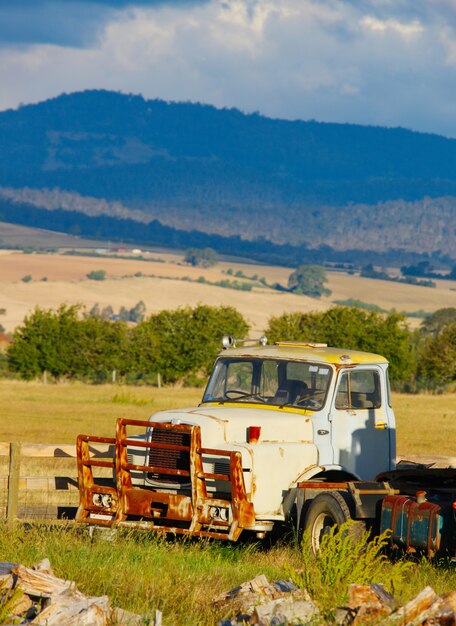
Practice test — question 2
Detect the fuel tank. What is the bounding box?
[380,494,455,556]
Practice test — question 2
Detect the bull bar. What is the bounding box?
[76,418,255,540]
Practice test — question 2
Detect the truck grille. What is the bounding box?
[147,429,191,485]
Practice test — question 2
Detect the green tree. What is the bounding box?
[7,305,82,380]
[0,308,5,334]
[128,305,248,384]
[183,247,218,268]
[288,265,331,298]
[420,308,456,337]
[266,306,413,386]
[73,317,129,380]
[21,274,32,283]
[417,322,456,389]
[129,300,146,323]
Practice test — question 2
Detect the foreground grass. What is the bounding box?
[0,523,300,625]
[1,523,455,625]
[0,380,454,457]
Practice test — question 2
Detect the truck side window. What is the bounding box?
[335,370,381,410]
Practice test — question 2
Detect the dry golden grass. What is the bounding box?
[0,381,453,460]
[394,392,456,459]
[324,271,456,316]
[2,249,456,335]
[0,380,201,443]
[0,250,327,333]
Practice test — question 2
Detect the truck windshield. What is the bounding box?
[202,358,332,411]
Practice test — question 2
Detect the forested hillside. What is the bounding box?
[1,90,455,263]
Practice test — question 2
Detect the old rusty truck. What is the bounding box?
[76,337,456,555]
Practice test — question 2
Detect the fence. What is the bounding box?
[0,441,113,527]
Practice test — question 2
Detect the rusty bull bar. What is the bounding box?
[76,418,255,540]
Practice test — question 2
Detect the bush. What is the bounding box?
[87,270,107,281]
[21,275,32,283]
[7,305,82,380]
[288,521,413,612]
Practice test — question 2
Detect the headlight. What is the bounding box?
[92,492,114,508]
[102,494,113,508]
[209,506,229,522]
[92,493,103,507]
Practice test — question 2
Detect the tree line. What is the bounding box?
[4,304,456,391]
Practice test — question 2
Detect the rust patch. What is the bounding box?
[76,418,256,541]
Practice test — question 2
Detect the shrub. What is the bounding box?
[288,521,413,612]
[21,274,32,283]
[288,265,331,298]
[87,270,107,281]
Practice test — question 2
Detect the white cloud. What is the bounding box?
[361,16,424,39]
[1,0,456,136]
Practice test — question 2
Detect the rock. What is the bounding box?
[3,559,160,626]
[0,562,18,576]
[9,591,34,618]
[215,575,314,625]
[32,558,54,576]
[254,596,319,625]
[111,606,150,626]
[348,583,397,612]
[32,595,110,625]
[12,564,80,598]
[352,602,392,624]
[389,586,439,624]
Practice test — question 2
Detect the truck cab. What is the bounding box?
[76,338,396,540]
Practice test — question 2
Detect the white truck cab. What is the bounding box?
[77,338,396,540]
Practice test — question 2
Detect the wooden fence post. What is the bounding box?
[6,442,21,529]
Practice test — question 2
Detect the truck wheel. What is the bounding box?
[304,491,352,554]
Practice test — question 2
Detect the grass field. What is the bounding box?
[0,381,454,458]
[0,381,454,624]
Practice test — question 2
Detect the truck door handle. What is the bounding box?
[317,429,329,435]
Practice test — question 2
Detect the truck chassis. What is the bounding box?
[77,418,456,556]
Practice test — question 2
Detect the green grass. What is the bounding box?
[0,523,300,625]
[1,523,454,625]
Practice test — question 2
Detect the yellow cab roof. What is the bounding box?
[218,341,388,366]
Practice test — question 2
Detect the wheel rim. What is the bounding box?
[311,512,335,553]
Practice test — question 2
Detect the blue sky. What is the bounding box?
[2,0,456,137]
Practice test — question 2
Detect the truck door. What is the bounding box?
[330,366,391,480]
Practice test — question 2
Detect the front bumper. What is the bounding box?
[76,418,255,541]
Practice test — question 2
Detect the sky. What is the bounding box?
[1,0,456,137]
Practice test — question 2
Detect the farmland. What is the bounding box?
[1,244,456,335]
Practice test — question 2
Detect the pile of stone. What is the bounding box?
[0,560,161,625]
[215,574,456,625]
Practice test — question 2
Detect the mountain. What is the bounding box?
[0,89,455,264]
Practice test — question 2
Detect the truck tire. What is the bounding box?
[304,491,352,554]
